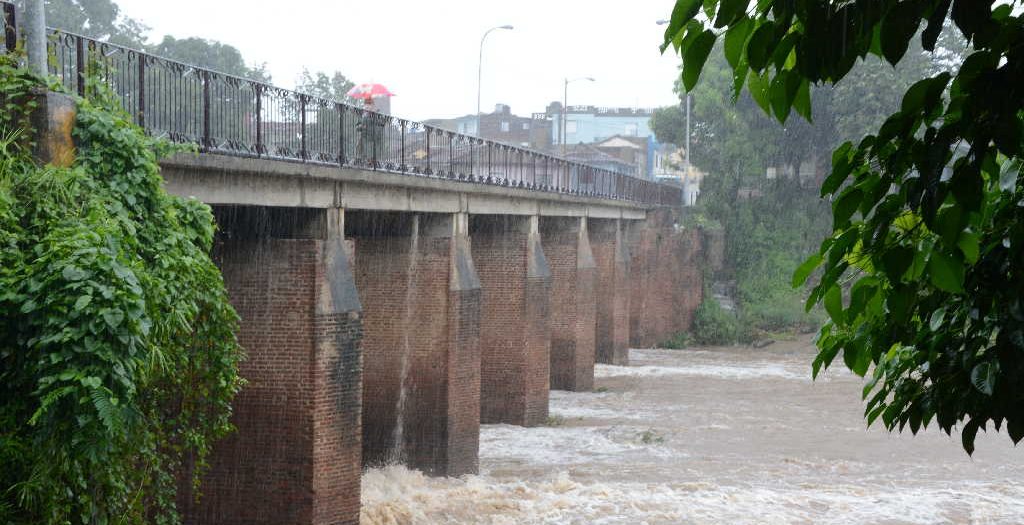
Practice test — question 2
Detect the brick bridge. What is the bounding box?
[31,26,718,525]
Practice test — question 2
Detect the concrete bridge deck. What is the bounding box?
[161,153,650,220]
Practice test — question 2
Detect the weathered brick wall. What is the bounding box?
[590,220,631,365]
[187,234,362,525]
[627,223,655,348]
[352,213,481,476]
[354,234,413,467]
[623,214,707,348]
[474,216,551,426]
[542,218,596,391]
[674,228,705,332]
[444,275,482,473]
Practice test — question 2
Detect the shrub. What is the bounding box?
[691,299,740,345]
[658,331,692,349]
[0,58,242,524]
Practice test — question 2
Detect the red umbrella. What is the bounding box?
[346,83,394,100]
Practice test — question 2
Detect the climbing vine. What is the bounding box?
[0,53,243,524]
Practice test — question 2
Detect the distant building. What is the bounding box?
[422,102,665,180]
[563,143,637,176]
[545,102,657,148]
[424,104,552,150]
[653,145,703,206]
[592,135,653,179]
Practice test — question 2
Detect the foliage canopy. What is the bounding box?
[664,0,1024,453]
[0,56,243,523]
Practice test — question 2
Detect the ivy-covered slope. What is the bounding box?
[0,56,243,524]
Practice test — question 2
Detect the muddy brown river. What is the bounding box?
[361,337,1023,524]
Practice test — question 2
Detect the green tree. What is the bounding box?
[663,0,1024,452]
[0,56,242,523]
[296,68,354,101]
[26,0,149,47]
[148,35,270,81]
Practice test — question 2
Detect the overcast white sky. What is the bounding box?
[112,0,683,121]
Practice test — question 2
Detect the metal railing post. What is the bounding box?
[136,54,145,127]
[255,85,263,157]
[425,126,432,175]
[75,36,86,96]
[201,70,211,151]
[299,94,307,161]
[400,120,406,171]
[3,2,17,54]
[338,103,345,165]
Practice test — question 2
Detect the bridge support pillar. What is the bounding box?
[541,216,597,392]
[186,206,363,525]
[590,218,631,365]
[474,214,552,426]
[626,219,656,348]
[353,211,482,476]
[673,227,705,334]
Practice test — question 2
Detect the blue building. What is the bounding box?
[542,102,657,147]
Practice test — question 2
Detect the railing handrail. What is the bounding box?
[39,25,682,206]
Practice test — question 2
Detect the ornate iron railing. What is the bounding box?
[41,27,681,206]
[1,2,15,53]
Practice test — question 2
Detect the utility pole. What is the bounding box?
[685,94,691,173]
[561,76,594,156]
[476,25,513,137]
[23,0,46,76]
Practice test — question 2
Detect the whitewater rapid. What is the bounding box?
[361,338,1024,524]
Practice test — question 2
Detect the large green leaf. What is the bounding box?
[746,69,771,113]
[746,21,777,71]
[970,361,997,396]
[769,69,800,122]
[922,0,953,50]
[824,284,844,326]
[715,0,749,28]
[832,187,863,227]
[881,2,922,65]
[957,230,979,264]
[661,0,703,52]
[793,79,811,121]
[724,17,754,68]
[792,253,823,287]
[928,250,964,293]
[683,30,718,91]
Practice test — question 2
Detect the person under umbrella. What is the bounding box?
[347,83,394,165]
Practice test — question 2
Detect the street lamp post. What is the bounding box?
[656,19,691,177]
[561,76,594,155]
[476,25,513,137]
[23,0,46,76]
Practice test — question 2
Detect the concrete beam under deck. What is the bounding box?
[160,153,648,220]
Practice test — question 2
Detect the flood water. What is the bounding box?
[361,337,1024,524]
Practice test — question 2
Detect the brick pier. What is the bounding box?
[590,218,631,365]
[184,206,363,525]
[542,217,597,391]
[352,212,482,476]
[474,215,552,426]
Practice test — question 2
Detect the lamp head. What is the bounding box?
[500,25,514,30]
